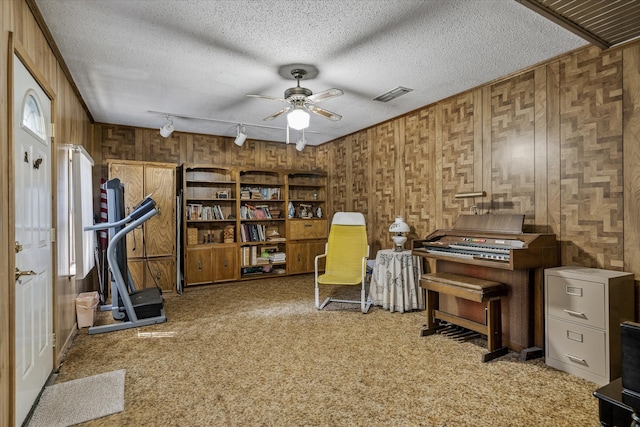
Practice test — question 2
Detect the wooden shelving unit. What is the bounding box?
[179,165,328,286]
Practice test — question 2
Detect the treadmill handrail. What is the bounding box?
[84,197,156,232]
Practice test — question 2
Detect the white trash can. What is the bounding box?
[76,291,99,328]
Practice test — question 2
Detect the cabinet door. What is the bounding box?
[287,242,307,274]
[109,163,144,259]
[145,257,176,292]
[144,165,175,257]
[212,246,236,282]
[307,240,327,272]
[127,259,145,290]
[186,247,212,285]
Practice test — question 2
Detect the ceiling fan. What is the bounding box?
[247,68,343,130]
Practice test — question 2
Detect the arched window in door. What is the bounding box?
[21,90,47,141]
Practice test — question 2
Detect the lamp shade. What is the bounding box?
[287,109,310,130]
[389,216,410,233]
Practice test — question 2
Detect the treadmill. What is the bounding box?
[85,178,166,334]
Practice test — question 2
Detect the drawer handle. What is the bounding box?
[565,354,588,365]
[304,224,312,227]
[563,309,586,319]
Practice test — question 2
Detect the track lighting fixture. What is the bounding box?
[296,130,306,152]
[159,116,174,138]
[234,124,247,146]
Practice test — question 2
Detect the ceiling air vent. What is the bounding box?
[373,86,413,102]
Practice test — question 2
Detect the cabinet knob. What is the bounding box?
[197,259,202,270]
[224,259,228,268]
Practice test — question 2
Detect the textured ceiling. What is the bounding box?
[33,0,588,146]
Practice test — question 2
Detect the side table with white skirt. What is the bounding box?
[368,249,424,312]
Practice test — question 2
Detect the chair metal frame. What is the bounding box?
[314,212,372,313]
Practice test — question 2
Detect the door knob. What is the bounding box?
[15,241,23,253]
[15,268,36,281]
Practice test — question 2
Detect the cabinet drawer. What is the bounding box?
[546,276,605,328]
[288,219,327,239]
[546,317,607,377]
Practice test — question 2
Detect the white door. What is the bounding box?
[13,54,53,427]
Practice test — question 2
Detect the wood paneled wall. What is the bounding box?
[329,43,640,318]
[96,125,320,178]
[1,1,94,425]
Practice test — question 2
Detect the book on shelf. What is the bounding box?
[187,204,224,220]
[240,224,266,242]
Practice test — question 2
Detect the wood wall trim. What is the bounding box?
[623,44,640,280]
[3,30,16,427]
[546,61,561,239]
[534,66,548,233]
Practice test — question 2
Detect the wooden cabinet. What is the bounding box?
[288,240,326,274]
[185,246,213,285]
[286,172,328,275]
[179,165,328,285]
[212,245,237,282]
[108,160,176,292]
[544,266,635,385]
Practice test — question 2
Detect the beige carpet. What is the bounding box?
[27,369,125,427]
[57,275,600,426]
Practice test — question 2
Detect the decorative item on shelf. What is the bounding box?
[216,190,229,199]
[313,190,318,200]
[270,209,281,219]
[389,216,411,252]
[299,203,312,218]
[288,201,295,218]
[187,228,198,245]
[223,225,234,243]
[316,207,322,218]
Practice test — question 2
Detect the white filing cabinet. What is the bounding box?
[545,267,634,385]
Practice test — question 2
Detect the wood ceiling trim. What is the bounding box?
[517,0,640,50]
[516,0,610,49]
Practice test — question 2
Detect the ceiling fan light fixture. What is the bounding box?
[234,124,247,147]
[159,116,174,138]
[287,108,310,130]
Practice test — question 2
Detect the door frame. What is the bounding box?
[5,33,58,426]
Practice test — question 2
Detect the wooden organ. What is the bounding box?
[412,214,558,359]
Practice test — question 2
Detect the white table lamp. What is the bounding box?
[389,216,411,252]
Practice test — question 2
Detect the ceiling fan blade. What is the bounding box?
[246,94,287,102]
[263,106,291,121]
[307,88,343,103]
[307,105,341,121]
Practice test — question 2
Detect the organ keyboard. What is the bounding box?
[412,214,559,358]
